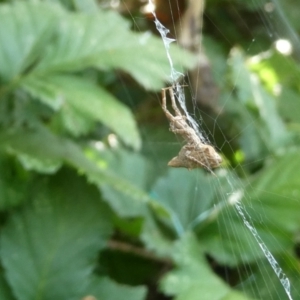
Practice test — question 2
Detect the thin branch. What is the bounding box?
[107,239,173,266]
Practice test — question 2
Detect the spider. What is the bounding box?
[161,86,222,172]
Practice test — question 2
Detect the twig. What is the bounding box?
[107,239,173,266]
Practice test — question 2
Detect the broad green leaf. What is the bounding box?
[220,92,265,163]
[32,8,194,89]
[151,168,223,234]
[278,88,300,123]
[236,255,300,300]
[142,169,254,265]
[0,2,62,82]
[12,150,61,174]
[88,146,173,252]
[0,2,194,90]
[146,168,269,265]
[1,169,113,300]
[72,0,98,12]
[245,151,300,233]
[200,206,264,266]
[83,276,146,300]
[90,148,155,217]
[160,233,252,300]
[0,155,29,210]
[227,48,290,162]
[22,75,141,149]
[0,270,15,300]
[202,151,300,266]
[0,125,165,215]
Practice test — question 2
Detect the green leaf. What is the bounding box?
[160,233,252,300]
[0,2,62,82]
[0,125,160,212]
[0,155,29,210]
[220,92,265,162]
[22,75,141,149]
[236,254,300,300]
[245,151,300,234]
[202,151,300,266]
[227,48,290,161]
[0,2,194,90]
[146,168,266,265]
[0,270,15,300]
[72,0,99,12]
[12,151,61,174]
[83,276,146,300]
[151,169,222,234]
[278,88,300,123]
[32,8,194,89]
[0,169,113,300]
[92,148,155,217]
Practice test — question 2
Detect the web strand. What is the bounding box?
[148,1,293,299]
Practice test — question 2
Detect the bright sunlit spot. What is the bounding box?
[275,39,293,55]
[264,2,275,13]
[142,0,155,14]
[107,134,119,148]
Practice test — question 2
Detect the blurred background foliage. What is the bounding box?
[0,0,300,299]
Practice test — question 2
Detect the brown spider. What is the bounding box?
[161,86,222,172]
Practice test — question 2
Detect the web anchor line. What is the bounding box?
[229,191,293,300]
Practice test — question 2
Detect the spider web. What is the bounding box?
[110,0,299,299]
[147,0,293,299]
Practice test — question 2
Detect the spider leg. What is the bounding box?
[168,87,184,117]
[161,88,177,123]
[161,88,167,110]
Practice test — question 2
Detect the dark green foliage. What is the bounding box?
[0,1,300,300]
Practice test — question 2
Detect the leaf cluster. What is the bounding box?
[0,1,300,300]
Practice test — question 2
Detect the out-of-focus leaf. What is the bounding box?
[0,125,151,206]
[142,169,241,262]
[145,168,274,265]
[73,0,98,12]
[23,75,141,149]
[249,51,300,89]
[220,92,265,162]
[227,48,290,161]
[32,9,194,90]
[141,168,223,256]
[203,36,227,87]
[237,254,300,300]
[160,233,252,300]
[0,2,61,82]
[249,51,300,126]
[1,169,113,300]
[0,155,29,210]
[0,1,195,148]
[0,2,194,90]
[83,276,146,300]
[0,270,15,300]
[12,150,61,174]
[245,151,300,233]
[151,168,222,234]
[202,151,300,266]
[90,148,155,217]
[278,88,300,123]
[99,248,162,286]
